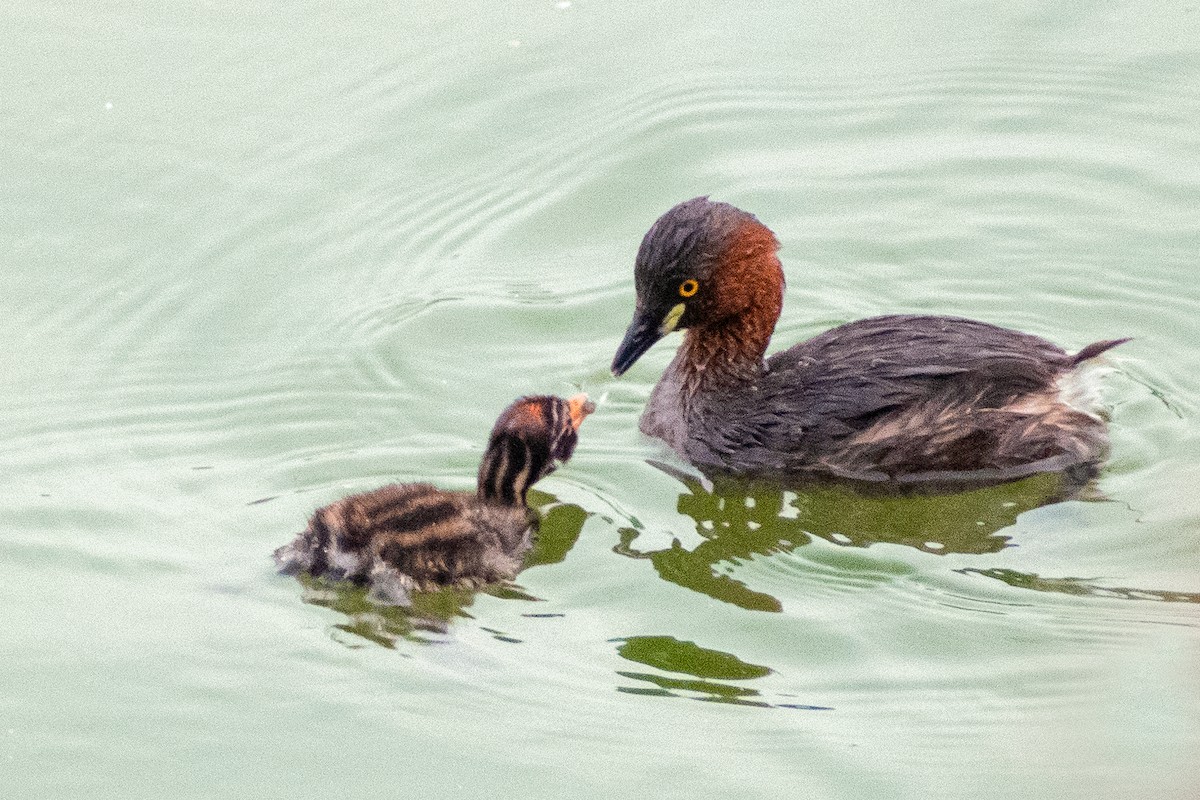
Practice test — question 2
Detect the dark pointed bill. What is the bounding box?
[611,312,665,376]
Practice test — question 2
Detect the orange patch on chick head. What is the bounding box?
[496,398,547,439]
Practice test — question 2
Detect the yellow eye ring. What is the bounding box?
[679,279,699,298]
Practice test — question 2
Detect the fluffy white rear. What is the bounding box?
[1057,360,1115,420]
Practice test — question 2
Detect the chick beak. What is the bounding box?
[567,393,595,431]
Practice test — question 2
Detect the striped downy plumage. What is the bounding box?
[274,393,593,606]
[611,197,1128,484]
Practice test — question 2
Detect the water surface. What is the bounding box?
[3,1,1199,797]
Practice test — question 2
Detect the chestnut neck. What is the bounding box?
[675,220,784,393]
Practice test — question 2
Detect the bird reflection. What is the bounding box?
[612,634,830,710]
[960,567,1200,603]
[615,461,1102,612]
[298,494,589,647]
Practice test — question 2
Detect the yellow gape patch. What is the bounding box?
[660,302,686,334]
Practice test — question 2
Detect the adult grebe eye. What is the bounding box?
[679,279,699,298]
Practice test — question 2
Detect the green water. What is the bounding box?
[3,1,1199,797]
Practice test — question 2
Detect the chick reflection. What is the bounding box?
[300,496,588,648]
[616,463,1085,612]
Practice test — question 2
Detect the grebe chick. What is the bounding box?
[611,197,1128,484]
[274,394,594,605]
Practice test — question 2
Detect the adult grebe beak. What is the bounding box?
[611,308,667,376]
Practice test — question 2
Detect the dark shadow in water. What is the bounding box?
[294,494,589,648]
[612,635,831,710]
[615,462,1103,612]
